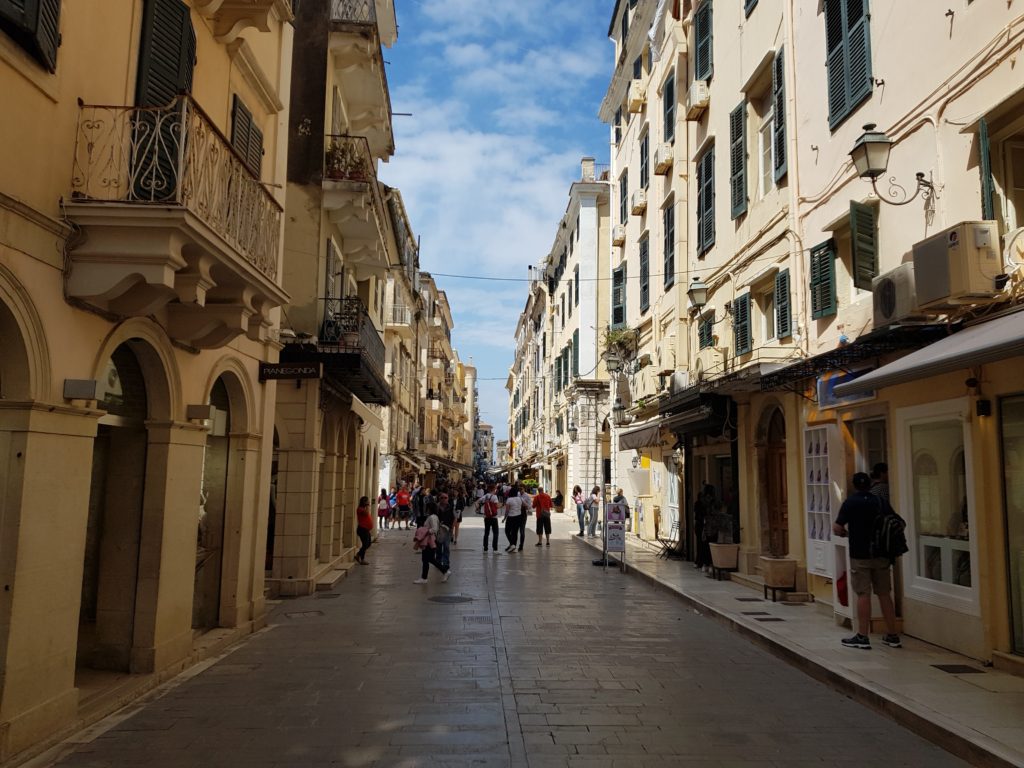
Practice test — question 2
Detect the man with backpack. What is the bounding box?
[833,472,904,650]
[481,484,501,552]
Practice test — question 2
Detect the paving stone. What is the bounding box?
[46,515,967,768]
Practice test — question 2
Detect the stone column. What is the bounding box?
[318,450,338,563]
[219,432,262,629]
[0,402,99,760]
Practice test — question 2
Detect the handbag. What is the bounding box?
[436,525,451,546]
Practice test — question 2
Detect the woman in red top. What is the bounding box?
[356,496,373,564]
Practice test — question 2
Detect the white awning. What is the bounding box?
[833,311,1024,397]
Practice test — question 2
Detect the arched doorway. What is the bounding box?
[193,377,231,631]
[759,407,789,557]
[79,342,149,671]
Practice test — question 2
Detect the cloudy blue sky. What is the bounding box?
[380,0,613,443]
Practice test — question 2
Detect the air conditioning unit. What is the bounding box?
[627,80,646,113]
[612,225,626,246]
[631,188,647,215]
[872,263,926,327]
[912,221,1001,308]
[654,143,673,175]
[669,370,690,393]
[686,80,709,120]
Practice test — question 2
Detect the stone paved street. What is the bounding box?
[42,514,968,768]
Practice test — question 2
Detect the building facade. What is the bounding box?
[475,423,495,475]
[0,0,293,757]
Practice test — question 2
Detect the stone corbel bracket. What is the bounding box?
[195,0,295,45]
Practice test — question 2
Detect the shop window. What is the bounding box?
[1001,394,1024,654]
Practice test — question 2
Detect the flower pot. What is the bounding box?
[759,555,797,588]
[709,542,739,570]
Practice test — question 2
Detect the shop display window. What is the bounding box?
[1000,395,1024,654]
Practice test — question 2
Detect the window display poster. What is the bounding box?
[606,502,627,522]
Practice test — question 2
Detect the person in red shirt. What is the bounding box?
[355,496,373,564]
[396,485,412,530]
[532,487,553,546]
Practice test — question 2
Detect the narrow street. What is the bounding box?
[42,514,965,768]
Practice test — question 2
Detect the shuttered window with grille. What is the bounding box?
[775,268,792,339]
[849,201,878,291]
[639,235,650,312]
[694,1,713,82]
[663,203,675,288]
[810,240,837,318]
[698,315,714,350]
[733,293,752,355]
[611,264,627,329]
[697,147,716,255]
[729,101,747,220]
[772,47,787,181]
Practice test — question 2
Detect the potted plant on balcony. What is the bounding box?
[324,138,367,181]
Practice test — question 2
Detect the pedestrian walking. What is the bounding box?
[436,492,455,568]
[482,484,501,552]
[377,488,391,530]
[355,496,373,565]
[532,485,553,546]
[452,484,466,545]
[572,485,585,535]
[412,501,451,583]
[587,485,602,537]
[503,484,527,552]
[474,482,485,514]
[833,472,901,650]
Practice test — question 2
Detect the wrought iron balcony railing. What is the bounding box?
[70,96,281,281]
[324,134,376,183]
[319,296,385,379]
[331,0,376,23]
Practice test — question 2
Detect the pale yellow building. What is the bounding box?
[0,0,292,758]
[269,0,397,596]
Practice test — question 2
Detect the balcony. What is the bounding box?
[66,96,287,347]
[322,135,388,265]
[329,0,395,159]
[280,296,391,404]
[385,303,413,337]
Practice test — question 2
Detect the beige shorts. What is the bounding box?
[850,557,892,596]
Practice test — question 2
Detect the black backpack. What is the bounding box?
[870,497,909,562]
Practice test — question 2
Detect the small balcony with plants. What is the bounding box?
[322,135,388,267]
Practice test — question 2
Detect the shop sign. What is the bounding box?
[259,362,323,382]
[606,523,626,552]
[817,369,874,409]
[606,502,628,522]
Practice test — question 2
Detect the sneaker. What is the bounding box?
[535,542,542,547]
[441,570,451,583]
[841,633,872,650]
[882,634,902,648]
[413,578,428,584]
[505,545,515,552]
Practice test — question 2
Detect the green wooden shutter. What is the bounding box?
[639,236,650,311]
[850,201,878,291]
[663,203,675,288]
[745,0,758,15]
[574,266,580,306]
[555,356,562,393]
[733,293,752,355]
[698,147,715,253]
[573,329,579,377]
[640,132,649,189]
[775,268,792,338]
[663,70,675,141]
[698,316,713,349]
[136,0,196,107]
[824,0,847,126]
[772,47,787,181]
[0,0,62,72]
[695,1,713,81]
[611,264,626,328]
[232,95,265,178]
[810,240,837,319]
[729,101,747,219]
[846,0,873,111]
[979,117,995,221]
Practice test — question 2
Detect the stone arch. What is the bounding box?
[91,318,181,421]
[202,357,255,436]
[0,262,51,401]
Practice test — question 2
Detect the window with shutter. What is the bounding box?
[775,268,792,338]
[733,293,752,355]
[694,1,713,82]
[615,107,623,144]
[663,70,676,142]
[698,315,714,349]
[611,264,627,329]
[555,356,562,393]
[663,203,675,288]
[639,235,650,312]
[619,170,629,224]
[573,329,579,376]
[729,101,747,220]
[231,95,252,167]
[810,240,837,318]
[825,0,873,130]
[697,147,716,255]
[640,131,649,189]
[772,47,787,181]
[574,266,580,306]
[136,0,196,107]
[745,0,758,15]
[979,117,995,220]
[0,0,62,72]
[849,200,878,291]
